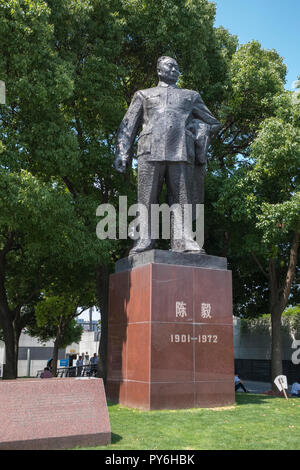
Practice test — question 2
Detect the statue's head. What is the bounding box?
[157,56,180,84]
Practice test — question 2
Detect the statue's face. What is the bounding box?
[158,58,180,84]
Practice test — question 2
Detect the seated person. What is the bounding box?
[234,372,248,392]
[291,379,300,397]
[40,367,53,378]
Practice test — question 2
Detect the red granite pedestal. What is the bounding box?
[0,378,110,450]
[107,253,235,410]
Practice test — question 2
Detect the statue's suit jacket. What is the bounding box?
[116,81,220,166]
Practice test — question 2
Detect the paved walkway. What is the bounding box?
[242,380,295,394]
[242,380,272,394]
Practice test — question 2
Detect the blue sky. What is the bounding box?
[213,0,299,90]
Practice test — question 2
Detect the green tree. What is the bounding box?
[203,38,290,307]
[90,0,240,379]
[26,316,83,369]
[195,40,288,275]
[1,0,293,386]
[25,0,236,382]
[33,295,88,377]
[210,40,287,171]
[0,167,99,378]
[217,92,300,386]
[292,77,300,104]
[0,0,113,379]
[202,40,291,328]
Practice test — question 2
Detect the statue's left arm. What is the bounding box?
[189,93,221,166]
[191,93,221,136]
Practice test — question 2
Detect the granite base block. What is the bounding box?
[0,378,111,450]
[115,249,227,273]
[107,254,235,410]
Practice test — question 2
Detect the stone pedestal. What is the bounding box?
[107,250,234,410]
[0,378,111,450]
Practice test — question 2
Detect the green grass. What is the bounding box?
[78,393,300,450]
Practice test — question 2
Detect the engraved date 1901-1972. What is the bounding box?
[169,334,218,344]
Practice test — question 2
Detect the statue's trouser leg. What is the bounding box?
[165,162,200,252]
[131,159,166,252]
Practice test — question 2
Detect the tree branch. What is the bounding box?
[251,251,269,279]
[0,231,14,260]
[62,176,78,198]
[0,231,14,316]
[13,288,40,319]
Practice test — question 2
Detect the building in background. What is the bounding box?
[1,314,298,381]
[0,309,101,377]
[234,317,300,383]
[77,318,99,332]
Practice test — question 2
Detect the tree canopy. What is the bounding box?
[0,0,298,383]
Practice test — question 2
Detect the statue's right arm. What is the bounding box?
[114,92,143,173]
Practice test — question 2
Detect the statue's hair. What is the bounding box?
[157,56,178,71]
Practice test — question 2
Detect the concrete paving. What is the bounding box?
[242,380,272,394]
[241,380,296,395]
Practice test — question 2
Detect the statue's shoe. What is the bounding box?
[172,239,204,253]
[129,239,154,255]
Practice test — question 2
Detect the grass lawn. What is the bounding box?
[78,393,300,450]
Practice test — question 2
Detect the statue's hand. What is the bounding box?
[210,123,221,138]
[114,154,127,173]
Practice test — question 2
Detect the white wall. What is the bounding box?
[18,359,51,377]
[233,317,295,361]
[69,331,99,358]
[19,334,55,348]
[0,340,5,377]
[17,331,99,377]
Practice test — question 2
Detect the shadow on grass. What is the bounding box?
[107,399,117,406]
[111,432,122,444]
[106,394,286,415]
[235,392,285,405]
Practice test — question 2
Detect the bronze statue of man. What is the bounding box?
[114,56,220,254]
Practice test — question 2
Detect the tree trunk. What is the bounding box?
[52,336,60,377]
[270,305,283,388]
[1,315,18,379]
[96,265,109,384]
[269,232,299,391]
[269,257,282,390]
[0,300,21,379]
[0,301,27,379]
[0,231,18,379]
[52,319,64,377]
